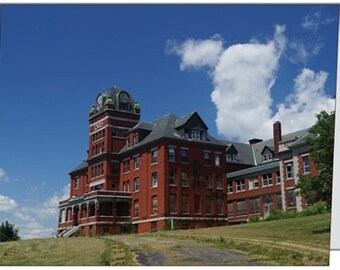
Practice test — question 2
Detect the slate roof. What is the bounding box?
[120,112,225,154]
[227,160,280,179]
[69,160,88,175]
[221,127,311,167]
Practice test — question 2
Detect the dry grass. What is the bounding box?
[0,237,107,266]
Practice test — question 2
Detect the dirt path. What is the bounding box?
[109,234,265,266]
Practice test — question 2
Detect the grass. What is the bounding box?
[150,213,331,265]
[0,237,135,266]
[0,213,331,266]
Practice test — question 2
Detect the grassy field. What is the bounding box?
[0,237,134,266]
[151,213,331,265]
[0,213,331,266]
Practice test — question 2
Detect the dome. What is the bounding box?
[90,86,140,117]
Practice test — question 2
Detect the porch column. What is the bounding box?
[95,200,100,216]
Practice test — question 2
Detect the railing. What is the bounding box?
[59,190,132,206]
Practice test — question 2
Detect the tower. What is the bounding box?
[87,87,141,191]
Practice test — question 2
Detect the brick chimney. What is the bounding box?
[273,121,282,153]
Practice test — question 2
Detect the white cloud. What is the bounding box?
[0,194,18,212]
[1,184,70,239]
[210,24,286,141]
[302,8,336,31]
[169,25,335,142]
[166,34,224,71]
[272,68,335,132]
[0,168,9,182]
[14,211,54,239]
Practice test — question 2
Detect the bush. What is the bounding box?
[301,201,328,216]
[248,215,261,223]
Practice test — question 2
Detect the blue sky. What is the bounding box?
[0,5,338,239]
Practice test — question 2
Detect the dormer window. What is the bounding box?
[126,138,131,148]
[262,154,273,162]
[191,130,201,140]
[261,146,274,163]
[227,154,238,162]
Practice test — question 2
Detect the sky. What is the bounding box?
[0,4,338,239]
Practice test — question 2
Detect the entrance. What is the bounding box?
[263,203,272,219]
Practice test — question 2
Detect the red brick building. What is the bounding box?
[58,87,317,236]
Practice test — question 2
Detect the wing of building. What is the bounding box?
[58,87,317,237]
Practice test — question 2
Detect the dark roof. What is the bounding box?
[120,112,225,154]
[227,160,280,179]
[69,160,88,175]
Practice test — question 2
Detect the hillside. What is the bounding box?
[0,213,331,266]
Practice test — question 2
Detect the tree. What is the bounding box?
[0,221,20,242]
[297,110,335,209]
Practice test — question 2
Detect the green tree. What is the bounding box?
[297,110,335,209]
[0,221,20,242]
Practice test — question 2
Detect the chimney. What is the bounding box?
[249,138,263,145]
[273,121,282,153]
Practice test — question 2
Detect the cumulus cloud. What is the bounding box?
[1,184,70,239]
[168,25,335,142]
[166,34,224,71]
[0,194,18,212]
[272,68,335,131]
[302,8,336,31]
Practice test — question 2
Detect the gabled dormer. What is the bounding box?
[175,112,209,141]
[226,144,239,162]
[261,145,274,163]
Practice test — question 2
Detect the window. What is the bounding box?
[205,196,212,214]
[228,203,234,216]
[262,174,273,187]
[169,194,176,214]
[133,134,138,146]
[205,175,211,188]
[236,179,245,191]
[181,195,189,214]
[248,178,259,190]
[168,147,176,162]
[227,153,238,162]
[215,153,221,167]
[249,198,260,214]
[287,189,297,207]
[194,195,201,214]
[123,180,130,192]
[169,170,176,186]
[126,138,130,148]
[112,127,129,138]
[276,172,281,184]
[112,162,119,175]
[91,163,104,178]
[180,148,189,162]
[134,177,140,192]
[191,130,201,140]
[123,160,130,173]
[75,177,79,189]
[263,154,273,162]
[286,162,294,179]
[302,156,310,174]
[151,148,158,164]
[227,182,233,193]
[181,171,189,187]
[204,151,211,165]
[216,175,222,189]
[151,172,158,188]
[151,196,158,215]
[134,156,140,170]
[216,197,223,215]
[237,201,247,216]
[133,200,139,217]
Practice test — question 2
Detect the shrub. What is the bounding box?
[248,215,261,223]
[301,201,328,216]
